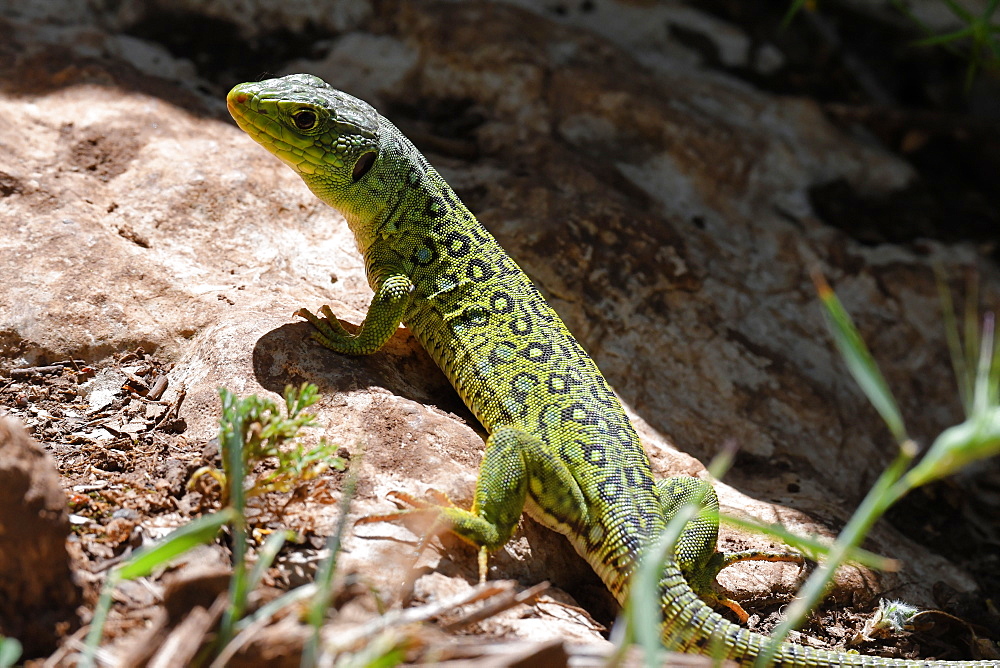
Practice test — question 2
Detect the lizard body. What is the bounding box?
[227,74,994,666]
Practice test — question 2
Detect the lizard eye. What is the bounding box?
[352,151,376,182]
[292,109,318,130]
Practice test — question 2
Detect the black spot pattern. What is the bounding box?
[460,304,489,327]
[445,231,471,257]
[546,373,572,394]
[518,341,552,363]
[597,473,622,503]
[425,196,446,218]
[581,439,605,466]
[490,291,514,314]
[466,258,494,283]
[371,141,661,639]
[510,314,532,336]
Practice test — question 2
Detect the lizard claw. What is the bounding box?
[355,489,492,584]
[383,488,456,510]
[354,488,462,536]
[711,594,750,625]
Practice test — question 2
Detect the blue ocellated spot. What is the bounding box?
[538,403,561,429]
[489,341,518,366]
[503,396,524,419]
[511,371,538,397]
[435,273,458,293]
[412,238,437,266]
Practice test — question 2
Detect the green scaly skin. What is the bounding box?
[227,74,995,667]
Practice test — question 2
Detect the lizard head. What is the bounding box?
[227,74,383,228]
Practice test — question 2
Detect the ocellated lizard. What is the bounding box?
[227,73,995,666]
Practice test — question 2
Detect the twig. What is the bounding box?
[10,365,63,378]
[153,383,186,430]
[439,580,550,632]
[321,580,515,654]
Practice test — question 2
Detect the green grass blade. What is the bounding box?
[974,314,995,414]
[116,509,236,580]
[935,266,972,415]
[941,0,976,22]
[721,515,898,571]
[813,272,908,443]
[781,0,812,28]
[631,508,691,666]
[627,450,735,666]
[0,637,21,668]
[219,387,250,647]
[964,276,981,393]
[80,580,115,668]
[302,461,359,668]
[214,585,320,668]
[756,444,916,667]
[81,510,235,668]
[247,530,295,594]
[914,26,975,46]
[235,584,317,633]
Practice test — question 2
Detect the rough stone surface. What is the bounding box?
[0,0,997,652]
[0,417,80,656]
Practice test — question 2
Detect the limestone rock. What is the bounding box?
[0,417,80,657]
[0,0,996,651]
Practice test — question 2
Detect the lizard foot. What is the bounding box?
[356,489,491,583]
[691,549,806,623]
[294,305,354,350]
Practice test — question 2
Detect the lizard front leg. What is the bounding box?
[295,272,414,356]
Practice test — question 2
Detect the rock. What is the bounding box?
[0,417,79,657]
[0,0,997,652]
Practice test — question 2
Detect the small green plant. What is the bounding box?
[80,509,238,668]
[785,0,1000,90]
[190,383,344,504]
[756,271,998,666]
[894,0,1000,90]
[620,447,737,667]
[619,270,997,666]
[81,383,348,667]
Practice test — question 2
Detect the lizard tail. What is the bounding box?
[658,564,995,667]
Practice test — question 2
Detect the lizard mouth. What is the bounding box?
[226,87,253,136]
[226,91,246,118]
[226,84,324,175]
